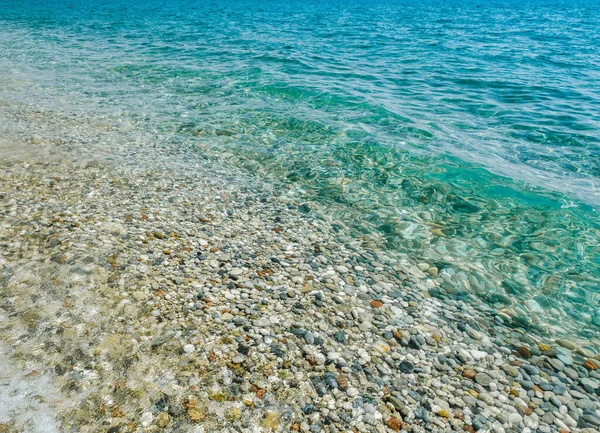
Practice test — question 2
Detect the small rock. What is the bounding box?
[399,360,415,374]
[370,300,383,308]
[474,372,492,387]
[517,346,532,359]
[556,339,577,350]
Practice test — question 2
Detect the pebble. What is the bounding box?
[549,358,565,371]
[556,339,577,350]
[508,412,523,425]
[554,384,567,395]
[3,153,600,433]
[475,372,492,387]
[521,380,534,390]
[334,331,345,343]
[399,360,415,374]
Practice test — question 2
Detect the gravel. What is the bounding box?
[2,143,600,433]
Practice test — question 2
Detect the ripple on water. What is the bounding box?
[0,0,600,340]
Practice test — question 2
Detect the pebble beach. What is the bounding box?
[2,136,600,433]
[2,0,600,432]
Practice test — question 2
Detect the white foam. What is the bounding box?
[0,345,60,433]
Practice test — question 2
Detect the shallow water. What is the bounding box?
[1,0,600,339]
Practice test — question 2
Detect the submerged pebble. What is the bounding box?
[1,127,600,433]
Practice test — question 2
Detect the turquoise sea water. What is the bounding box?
[1,0,600,340]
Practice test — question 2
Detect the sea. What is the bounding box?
[1,0,599,341]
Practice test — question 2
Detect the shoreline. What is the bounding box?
[1,146,600,433]
[2,99,598,342]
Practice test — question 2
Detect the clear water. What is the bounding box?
[1,0,600,339]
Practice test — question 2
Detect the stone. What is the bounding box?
[132,291,146,301]
[553,384,566,395]
[517,346,532,359]
[336,266,349,274]
[155,412,170,428]
[541,412,555,424]
[414,407,427,420]
[386,396,405,412]
[522,365,539,376]
[479,392,494,406]
[399,360,415,374]
[471,349,488,361]
[556,339,577,350]
[474,372,492,387]
[229,267,244,276]
[576,399,597,410]
[521,380,534,390]
[463,370,477,379]
[370,300,383,308]
[387,417,402,431]
[508,412,523,425]
[549,358,565,371]
[503,365,519,377]
[141,412,154,427]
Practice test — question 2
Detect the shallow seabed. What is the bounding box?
[1,0,600,340]
[2,0,600,431]
[1,105,600,433]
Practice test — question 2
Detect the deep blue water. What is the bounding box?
[1,0,600,340]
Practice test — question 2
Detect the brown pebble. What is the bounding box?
[584,359,598,370]
[182,396,198,409]
[370,300,383,308]
[387,417,402,432]
[462,370,477,379]
[516,346,532,359]
[187,408,205,422]
[336,374,349,391]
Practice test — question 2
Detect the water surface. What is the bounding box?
[1,0,600,339]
